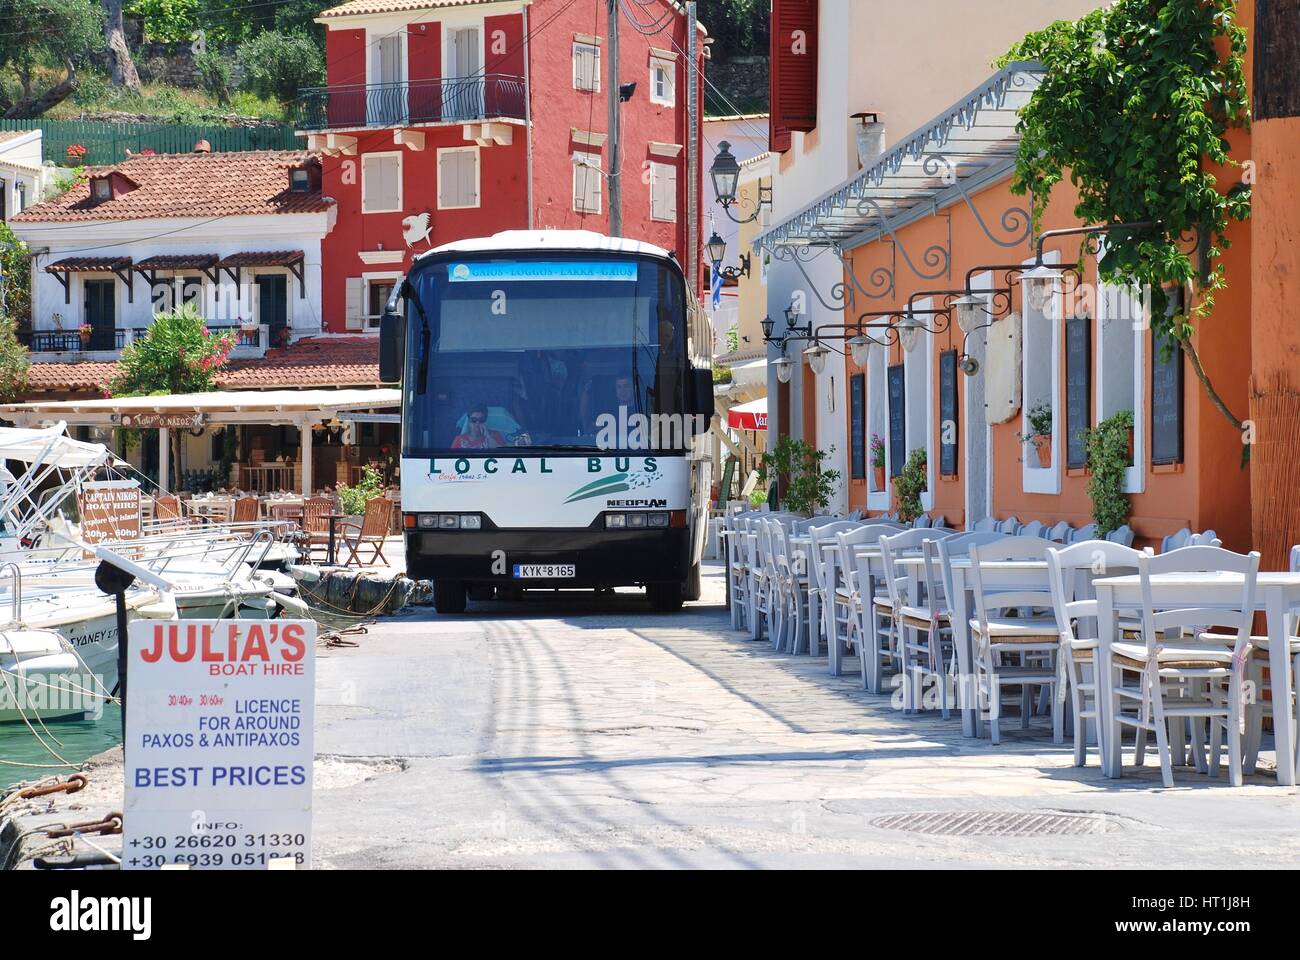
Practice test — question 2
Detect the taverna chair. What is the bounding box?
[880,528,957,714]
[1111,546,1259,787]
[232,496,260,524]
[831,523,904,686]
[967,536,1063,744]
[805,520,862,658]
[1045,540,1147,767]
[340,497,395,566]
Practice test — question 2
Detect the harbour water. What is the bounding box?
[0,704,121,791]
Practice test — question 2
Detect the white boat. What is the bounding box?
[0,628,101,723]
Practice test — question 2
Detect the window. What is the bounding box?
[367,280,395,327]
[650,56,675,105]
[290,168,310,192]
[437,147,480,209]
[14,181,25,214]
[178,275,203,307]
[361,152,402,213]
[1020,252,1062,494]
[573,42,601,92]
[904,298,934,511]
[91,177,112,202]
[649,161,677,222]
[573,152,602,214]
[866,343,889,508]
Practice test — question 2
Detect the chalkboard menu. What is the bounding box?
[1065,316,1091,469]
[939,350,958,477]
[1151,330,1184,465]
[850,373,865,480]
[888,364,906,478]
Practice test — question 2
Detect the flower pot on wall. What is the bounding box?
[873,464,885,490]
[1033,436,1051,468]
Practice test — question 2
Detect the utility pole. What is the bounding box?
[606,0,622,236]
[686,1,699,296]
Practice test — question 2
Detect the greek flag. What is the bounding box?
[711,266,723,312]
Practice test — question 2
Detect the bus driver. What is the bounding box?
[451,405,507,449]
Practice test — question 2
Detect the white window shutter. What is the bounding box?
[344,277,364,330]
[651,162,677,222]
[574,44,599,92]
[363,155,399,212]
[458,150,477,206]
[438,152,452,208]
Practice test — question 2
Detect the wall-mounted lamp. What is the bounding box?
[706,230,751,281]
[803,340,829,375]
[1019,264,1063,313]
[709,140,772,224]
[774,356,793,384]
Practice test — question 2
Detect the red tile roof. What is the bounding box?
[21,337,380,394]
[319,0,495,17]
[222,336,380,389]
[10,151,331,224]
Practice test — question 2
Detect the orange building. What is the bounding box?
[753,2,1285,554]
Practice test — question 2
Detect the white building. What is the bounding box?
[0,129,49,222]
[10,143,335,368]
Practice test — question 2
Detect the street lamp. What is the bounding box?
[761,315,775,342]
[847,332,875,368]
[709,140,771,224]
[774,356,793,383]
[803,340,829,375]
[897,313,922,353]
[953,293,986,334]
[706,230,750,281]
[1020,264,1062,313]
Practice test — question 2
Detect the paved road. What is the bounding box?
[312,564,1300,868]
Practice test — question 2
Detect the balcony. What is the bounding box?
[294,75,527,132]
[23,325,274,362]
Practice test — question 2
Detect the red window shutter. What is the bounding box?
[769,0,818,153]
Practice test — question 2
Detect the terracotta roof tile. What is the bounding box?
[22,337,380,394]
[24,361,117,393]
[221,336,380,389]
[319,0,493,17]
[10,151,331,224]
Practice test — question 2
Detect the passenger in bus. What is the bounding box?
[451,405,507,449]
[581,375,637,433]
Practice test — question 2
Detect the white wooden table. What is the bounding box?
[895,556,1050,738]
[1093,570,1300,786]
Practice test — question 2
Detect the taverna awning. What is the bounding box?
[728,397,768,432]
[0,388,402,427]
[752,61,1045,252]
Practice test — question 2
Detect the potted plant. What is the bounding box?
[870,433,886,490]
[78,323,93,348]
[1019,403,1053,468]
[760,436,842,516]
[893,448,928,523]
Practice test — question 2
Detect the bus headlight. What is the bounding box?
[605,514,627,529]
[459,514,482,530]
[417,513,438,529]
[647,512,670,528]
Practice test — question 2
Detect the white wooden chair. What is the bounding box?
[724,512,754,631]
[1019,520,1046,539]
[1045,540,1146,767]
[1112,545,1259,786]
[881,528,957,714]
[968,517,998,532]
[1045,521,1072,542]
[1070,523,1098,543]
[769,520,810,654]
[831,523,902,685]
[805,520,861,658]
[1160,528,1192,553]
[968,536,1062,743]
[1188,530,1220,547]
[996,516,1022,535]
[1106,525,1136,546]
[1236,544,1300,777]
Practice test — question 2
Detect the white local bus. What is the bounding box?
[380,231,713,613]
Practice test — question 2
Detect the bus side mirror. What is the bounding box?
[690,369,714,421]
[379,311,405,384]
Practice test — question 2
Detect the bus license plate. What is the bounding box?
[513,564,575,579]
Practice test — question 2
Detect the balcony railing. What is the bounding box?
[294,75,527,131]
[23,324,274,359]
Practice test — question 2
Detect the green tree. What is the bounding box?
[0,222,32,400]
[0,0,104,118]
[108,304,235,479]
[706,0,770,61]
[1000,0,1250,429]
[237,29,325,104]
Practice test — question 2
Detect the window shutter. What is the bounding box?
[573,153,601,213]
[574,44,600,92]
[769,0,819,153]
[344,277,364,331]
[439,149,478,208]
[362,155,400,212]
[651,162,677,222]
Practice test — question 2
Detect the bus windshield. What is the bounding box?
[402,253,688,455]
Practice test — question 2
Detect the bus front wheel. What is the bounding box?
[434,579,467,615]
[647,581,684,612]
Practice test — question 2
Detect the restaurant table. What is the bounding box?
[1093,570,1300,786]
[895,555,1050,738]
[325,513,347,566]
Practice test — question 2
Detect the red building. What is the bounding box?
[300,0,706,332]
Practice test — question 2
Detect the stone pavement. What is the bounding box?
[312,564,1300,869]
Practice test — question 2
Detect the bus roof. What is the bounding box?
[417,230,676,263]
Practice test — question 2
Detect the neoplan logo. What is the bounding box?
[49,891,152,941]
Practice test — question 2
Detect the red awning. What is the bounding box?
[727,397,767,432]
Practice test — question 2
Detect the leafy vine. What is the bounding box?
[1084,410,1135,535]
[1000,0,1251,428]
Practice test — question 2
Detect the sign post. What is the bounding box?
[123,619,316,870]
[79,479,141,558]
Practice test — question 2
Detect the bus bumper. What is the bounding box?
[404,528,692,588]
